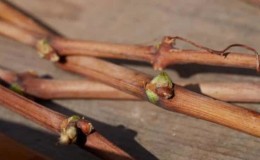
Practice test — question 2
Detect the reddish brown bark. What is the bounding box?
[1,68,260,102]
[0,13,258,71]
[0,85,135,160]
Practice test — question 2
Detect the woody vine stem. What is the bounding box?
[1,68,260,102]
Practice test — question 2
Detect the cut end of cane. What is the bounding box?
[145,72,174,104]
[36,39,60,62]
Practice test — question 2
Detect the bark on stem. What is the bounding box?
[0,69,138,100]
[58,56,260,137]
[153,49,257,70]
[0,20,39,46]
[0,1,50,35]
[50,37,259,71]
[0,19,258,71]
[0,85,135,160]
[49,34,259,71]
[188,82,260,103]
[1,69,260,102]
[51,37,155,63]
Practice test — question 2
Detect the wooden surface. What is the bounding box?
[0,0,259,160]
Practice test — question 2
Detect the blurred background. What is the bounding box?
[0,0,259,159]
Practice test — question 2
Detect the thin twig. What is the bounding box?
[0,20,258,71]
[0,84,135,160]
[0,0,50,35]
[0,68,138,100]
[0,1,259,71]
[182,82,260,103]
[51,37,260,71]
[1,68,260,102]
[168,36,260,71]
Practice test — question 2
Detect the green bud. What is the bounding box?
[59,115,81,145]
[65,126,77,142]
[145,89,159,104]
[59,132,70,145]
[10,83,24,95]
[145,72,174,104]
[68,115,81,123]
[151,72,173,88]
[36,39,59,62]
